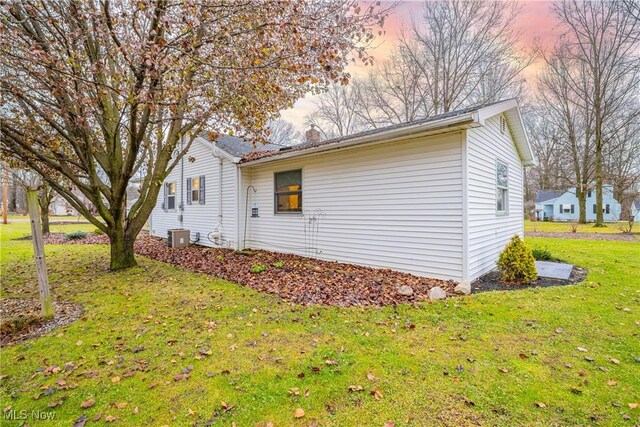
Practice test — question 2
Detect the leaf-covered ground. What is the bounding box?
[1,221,639,426]
[44,232,454,307]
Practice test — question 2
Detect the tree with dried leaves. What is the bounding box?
[0,0,388,269]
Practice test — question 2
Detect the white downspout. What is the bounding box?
[212,142,223,244]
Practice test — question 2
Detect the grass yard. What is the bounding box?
[524,219,637,234]
[1,221,639,426]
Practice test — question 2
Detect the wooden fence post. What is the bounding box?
[27,189,54,319]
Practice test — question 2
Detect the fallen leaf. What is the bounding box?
[534,402,547,408]
[294,408,305,418]
[629,403,639,409]
[115,402,127,409]
[76,340,83,346]
[366,372,376,381]
[48,400,63,408]
[105,415,117,422]
[555,327,563,334]
[325,360,337,365]
[498,367,509,373]
[289,387,300,396]
[111,376,120,383]
[518,353,528,360]
[577,347,588,353]
[607,380,617,386]
[81,399,95,408]
[72,414,88,427]
[348,385,364,392]
[383,422,395,427]
[610,358,620,365]
[370,389,383,400]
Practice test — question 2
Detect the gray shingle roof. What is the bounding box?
[535,190,564,203]
[236,99,515,163]
[200,133,284,158]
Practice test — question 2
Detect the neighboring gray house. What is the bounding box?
[534,186,621,222]
[150,99,535,285]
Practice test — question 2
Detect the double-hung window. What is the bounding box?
[186,176,206,204]
[164,182,176,211]
[496,161,509,214]
[275,169,302,213]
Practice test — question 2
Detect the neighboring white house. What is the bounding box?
[632,199,640,222]
[534,186,622,222]
[149,99,535,285]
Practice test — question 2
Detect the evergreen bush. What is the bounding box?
[497,235,537,284]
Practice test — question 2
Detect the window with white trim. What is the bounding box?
[164,182,176,211]
[186,176,205,204]
[496,160,508,214]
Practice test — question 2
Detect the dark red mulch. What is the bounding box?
[471,265,588,294]
[42,233,455,306]
[0,298,83,347]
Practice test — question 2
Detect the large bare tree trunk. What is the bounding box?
[40,201,50,234]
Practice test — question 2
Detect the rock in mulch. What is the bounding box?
[42,233,456,307]
[397,285,414,296]
[0,298,83,347]
[428,286,447,300]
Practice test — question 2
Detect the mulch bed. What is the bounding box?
[42,233,455,307]
[42,232,110,244]
[526,231,639,242]
[471,264,588,293]
[0,298,83,347]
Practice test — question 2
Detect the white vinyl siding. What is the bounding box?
[466,115,524,281]
[150,139,239,248]
[242,133,464,281]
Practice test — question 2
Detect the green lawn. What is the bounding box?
[525,219,637,234]
[1,221,639,426]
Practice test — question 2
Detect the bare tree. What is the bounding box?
[353,45,431,127]
[538,46,596,223]
[405,0,532,114]
[552,0,640,226]
[305,84,366,138]
[267,119,303,146]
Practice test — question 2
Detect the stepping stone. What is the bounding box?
[535,261,573,280]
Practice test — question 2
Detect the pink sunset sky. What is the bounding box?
[281,0,562,131]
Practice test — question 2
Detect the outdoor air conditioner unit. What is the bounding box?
[168,229,190,248]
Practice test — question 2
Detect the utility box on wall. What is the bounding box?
[168,229,190,248]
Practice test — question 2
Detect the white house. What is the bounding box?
[534,186,622,222]
[632,199,640,222]
[150,99,535,286]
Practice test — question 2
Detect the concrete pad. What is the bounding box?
[536,261,573,279]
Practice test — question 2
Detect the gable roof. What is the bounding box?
[535,190,564,203]
[235,98,535,166]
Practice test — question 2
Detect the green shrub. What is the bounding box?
[64,230,87,240]
[251,263,267,274]
[497,235,537,284]
[531,248,552,261]
[273,261,284,269]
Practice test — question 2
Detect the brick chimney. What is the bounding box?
[305,124,320,143]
